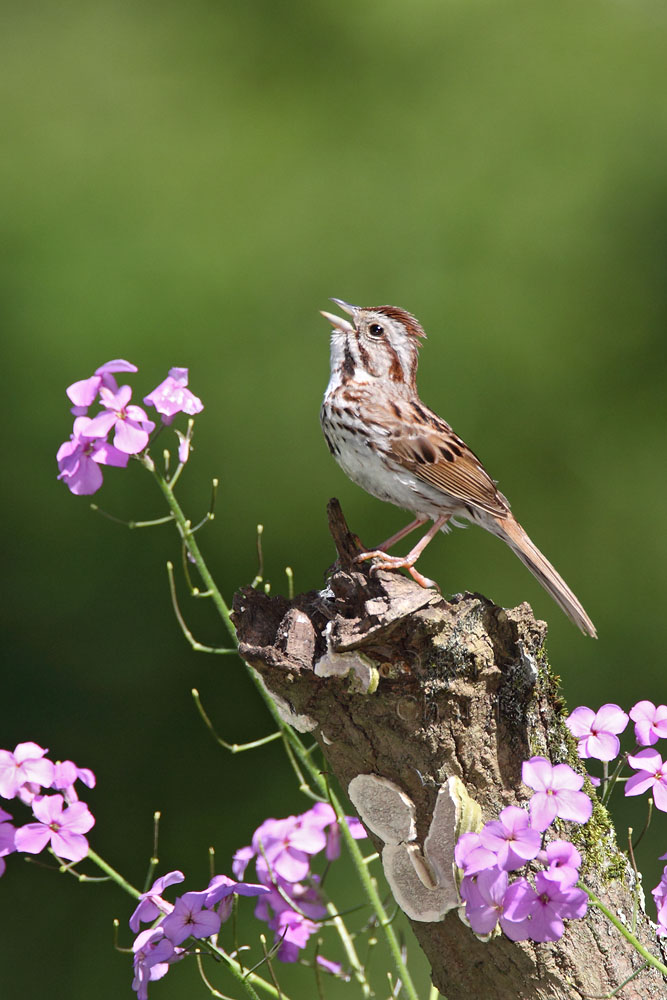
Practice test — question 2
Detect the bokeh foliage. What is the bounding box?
[3,1,667,996]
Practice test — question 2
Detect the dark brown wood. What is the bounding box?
[232,499,666,1000]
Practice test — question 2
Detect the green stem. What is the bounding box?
[150,464,237,646]
[579,884,667,977]
[86,848,141,898]
[601,753,629,807]
[204,945,273,1000]
[282,728,421,1000]
[334,786,420,1000]
[325,900,371,998]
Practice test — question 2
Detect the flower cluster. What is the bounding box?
[0,742,96,872]
[57,361,203,495]
[233,802,366,964]
[565,699,667,934]
[129,870,269,1000]
[567,701,667,809]
[653,858,667,937]
[455,757,591,942]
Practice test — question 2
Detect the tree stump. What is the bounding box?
[232,499,666,1000]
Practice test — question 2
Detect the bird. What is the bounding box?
[320,299,596,638]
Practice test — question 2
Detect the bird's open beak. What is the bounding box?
[330,298,357,315]
[320,297,357,334]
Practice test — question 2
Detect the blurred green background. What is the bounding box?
[3,0,667,996]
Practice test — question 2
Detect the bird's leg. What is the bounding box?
[374,516,429,552]
[356,514,451,588]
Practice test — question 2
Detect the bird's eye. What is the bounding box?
[368,323,384,338]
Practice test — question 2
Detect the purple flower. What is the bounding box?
[300,802,366,861]
[57,416,130,495]
[454,831,497,876]
[132,927,182,1000]
[85,384,155,454]
[479,806,542,871]
[566,704,629,761]
[461,867,533,940]
[67,360,138,416]
[541,840,582,888]
[625,749,667,812]
[161,891,221,945]
[262,816,323,881]
[253,878,327,961]
[129,871,184,932]
[143,368,204,425]
[175,429,191,464]
[0,809,16,878]
[52,760,96,803]
[232,844,255,879]
[245,804,366,883]
[652,866,667,937]
[630,701,667,747]
[460,867,509,935]
[247,812,328,883]
[317,956,345,976]
[14,794,94,862]
[0,742,55,800]
[523,871,588,942]
[274,907,319,962]
[522,757,593,832]
[204,872,270,921]
[498,877,539,940]
[204,872,270,923]
[234,804,362,962]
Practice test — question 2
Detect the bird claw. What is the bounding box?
[407,566,439,590]
[355,550,438,590]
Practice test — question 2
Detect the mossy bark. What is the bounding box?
[232,499,666,1000]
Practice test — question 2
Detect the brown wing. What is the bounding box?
[390,402,510,518]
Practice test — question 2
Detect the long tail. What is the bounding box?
[489,515,597,638]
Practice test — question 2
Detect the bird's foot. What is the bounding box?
[355,550,438,590]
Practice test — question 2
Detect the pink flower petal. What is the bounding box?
[529,792,558,832]
[50,829,90,862]
[85,410,117,438]
[92,441,130,468]
[289,825,327,854]
[566,707,595,738]
[95,359,137,375]
[553,789,592,824]
[113,421,150,454]
[14,823,52,855]
[594,704,629,735]
[272,849,310,882]
[125,404,151,423]
[625,772,655,797]
[63,456,104,495]
[66,376,102,408]
[628,749,663,772]
[653,782,667,813]
[586,732,620,762]
[522,757,553,792]
[31,794,64,824]
[551,764,584,791]
[63,801,95,835]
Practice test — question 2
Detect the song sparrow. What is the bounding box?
[320,299,596,638]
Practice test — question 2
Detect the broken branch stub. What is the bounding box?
[232,499,665,1000]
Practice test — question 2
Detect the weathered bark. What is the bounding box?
[232,499,666,1000]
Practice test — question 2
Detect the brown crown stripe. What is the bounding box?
[373,305,426,342]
